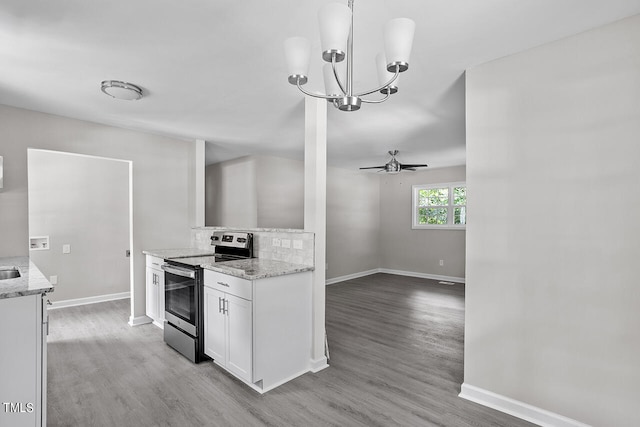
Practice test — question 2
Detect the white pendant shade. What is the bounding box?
[376,53,399,87]
[284,37,311,77]
[318,3,352,55]
[383,18,416,66]
[323,64,342,97]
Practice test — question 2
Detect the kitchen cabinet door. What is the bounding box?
[156,270,165,325]
[145,261,165,328]
[145,266,159,322]
[225,294,253,383]
[204,286,226,364]
[0,294,45,427]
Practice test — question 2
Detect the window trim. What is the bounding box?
[412,181,466,230]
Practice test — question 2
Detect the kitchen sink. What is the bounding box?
[0,267,21,280]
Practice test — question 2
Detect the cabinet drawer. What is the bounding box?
[204,270,252,300]
[146,255,164,269]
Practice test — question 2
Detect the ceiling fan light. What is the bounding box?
[100,80,143,100]
[376,53,399,94]
[318,2,351,62]
[384,18,415,72]
[284,37,311,85]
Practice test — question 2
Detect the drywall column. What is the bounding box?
[194,139,206,227]
[304,96,329,371]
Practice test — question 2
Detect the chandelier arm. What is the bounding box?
[295,79,337,100]
[360,92,391,104]
[331,57,347,95]
[354,67,400,97]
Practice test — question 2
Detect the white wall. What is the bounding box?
[28,150,130,302]
[379,166,466,280]
[0,105,197,322]
[464,14,640,427]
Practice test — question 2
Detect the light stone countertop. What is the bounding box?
[202,258,314,280]
[142,248,217,259]
[0,256,54,299]
[143,248,314,279]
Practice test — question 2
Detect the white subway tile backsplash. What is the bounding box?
[191,227,315,267]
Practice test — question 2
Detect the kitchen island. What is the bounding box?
[202,261,313,393]
[0,257,53,427]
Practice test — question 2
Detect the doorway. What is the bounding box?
[27,149,132,305]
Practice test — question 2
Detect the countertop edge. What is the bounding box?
[0,257,54,299]
[201,263,314,281]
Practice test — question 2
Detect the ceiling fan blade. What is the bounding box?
[401,164,428,168]
[403,168,417,171]
[359,166,386,170]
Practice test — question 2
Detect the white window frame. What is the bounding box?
[412,181,466,230]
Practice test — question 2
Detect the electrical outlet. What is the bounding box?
[281,239,291,248]
[293,239,303,250]
[272,238,281,247]
[439,259,444,266]
[49,275,58,285]
[63,244,71,254]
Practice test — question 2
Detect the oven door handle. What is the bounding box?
[161,264,196,279]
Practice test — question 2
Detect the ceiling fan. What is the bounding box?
[359,150,428,173]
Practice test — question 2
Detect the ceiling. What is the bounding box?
[2,1,640,170]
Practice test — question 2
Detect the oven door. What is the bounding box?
[162,263,197,336]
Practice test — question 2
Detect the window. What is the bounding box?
[412,182,466,229]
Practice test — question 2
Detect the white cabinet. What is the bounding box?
[203,268,312,393]
[204,285,253,383]
[145,255,165,328]
[0,293,48,427]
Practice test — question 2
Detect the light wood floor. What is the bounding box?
[47,273,534,426]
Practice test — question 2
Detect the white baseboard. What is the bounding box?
[309,356,329,373]
[325,269,379,285]
[326,268,465,285]
[128,315,152,327]
[459,383,590,427]
[378,268,465,284]
[48,291,130,310]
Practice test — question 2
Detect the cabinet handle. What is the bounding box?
[223,298,229,315]
[218,297,223,313]
[217,281,229,287]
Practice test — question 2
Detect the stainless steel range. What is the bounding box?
[162,231,253,363]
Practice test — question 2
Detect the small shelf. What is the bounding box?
[29,236,50,251]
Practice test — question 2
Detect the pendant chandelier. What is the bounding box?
[284,0,415,112]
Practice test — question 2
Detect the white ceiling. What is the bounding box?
[2,1,640,170]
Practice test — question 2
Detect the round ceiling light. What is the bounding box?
[100,80,143,100]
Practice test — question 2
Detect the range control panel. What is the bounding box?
[211,231,252,249]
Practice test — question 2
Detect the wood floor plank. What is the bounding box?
[47,273,535,426]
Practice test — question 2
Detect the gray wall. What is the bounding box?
[256,155,304,229]
[206,154,463,281]
[465,14,640,426]
[379,166,466,280]
[205,155,304,229]
[0,105,197,320]
[205,156,257,227]
[28,150,130,302]
[326,167,380,279]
